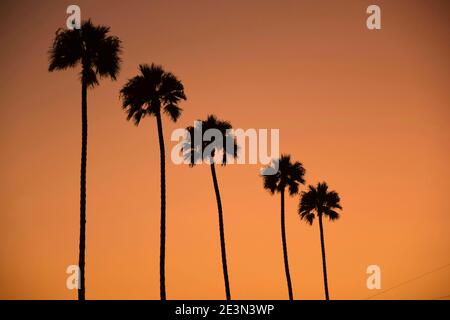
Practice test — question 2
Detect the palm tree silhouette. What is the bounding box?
[262,155,305,300]
[120,64,186,300]
[183,115,238,300]
[48,20,121,300]
[298,182,342,300]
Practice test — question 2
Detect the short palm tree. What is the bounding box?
[120,64,186,300]
[262,155,305,300]
[298,182,342,300]
[48,20,121,300]
[183,115,238,300]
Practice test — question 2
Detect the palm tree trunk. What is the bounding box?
[280,189,293,300]
[210,163,231,300]
[156,111,167,300]
[78,78,87,300]
[318,214,329,300]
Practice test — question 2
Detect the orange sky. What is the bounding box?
[0,0,449,300]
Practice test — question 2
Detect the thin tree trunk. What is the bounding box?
[78,78,87,301]
[280,189,293,300]
[318,214,329,300]
[210,163,231,300]
[156,111,167,300]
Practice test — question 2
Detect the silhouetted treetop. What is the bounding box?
[48,19,122,87]
[299,182,342,225]
[120,64,186,125]
[263,155,305,195]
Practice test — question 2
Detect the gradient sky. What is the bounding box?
[0,0,449,299]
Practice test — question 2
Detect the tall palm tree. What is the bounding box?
[183,115,238,300]
[262,155,305,300]
[48,20,121,300]
[120,64,186,300]
[298,182,342,300]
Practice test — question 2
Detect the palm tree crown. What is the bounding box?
[298,182,342,224]
[120,64,186,125]
[263,154,305,195]
[48,19,121,86]
[184,115,238,165]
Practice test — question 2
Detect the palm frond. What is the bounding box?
[325,209,340,221]
[94,34,122,80]
[48,28,82,71]
[164,104,182,122]
[263,174,279,194]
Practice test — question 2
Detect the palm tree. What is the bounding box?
[48,20,121,300]
[120,64,186,300]
[262,155,305,300]
[298,182,342,300]
[183,115,238,300]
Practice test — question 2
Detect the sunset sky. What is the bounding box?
[0,0,449,299]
